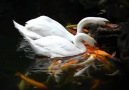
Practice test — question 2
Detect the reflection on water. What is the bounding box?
[0,19,128,90]
[0,17,32,89]
[1,0,129,90]
[15,52,122,90]
[17,39,36,59]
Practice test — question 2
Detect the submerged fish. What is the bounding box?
[16,72,48,89]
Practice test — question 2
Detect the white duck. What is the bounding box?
[13,16,109,41]
[24,33,96,58]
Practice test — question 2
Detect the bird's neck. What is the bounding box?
[77,20,88,34]
[73,36,86,52]
[77,25,83,34]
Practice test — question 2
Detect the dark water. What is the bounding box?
[0,1,37,89]
[0,0,129,90]
[0,18,126,90]
[0,18,30,89]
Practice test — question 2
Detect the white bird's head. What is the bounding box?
[77,17,109,33]
[74,33,96,47]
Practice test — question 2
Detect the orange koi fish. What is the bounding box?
[83,43,115,71]
[60,59,78,70]
[69,29,77,35]
[53,59,78,82]
[90,78,101,90]
[84,42,113,59]
[83,29,89,33]
[48,60,62,74]
[16,72,48,89]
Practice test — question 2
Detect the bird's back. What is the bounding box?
[13,21,42,39]
[25,35,82,58]
[25,16,74,42]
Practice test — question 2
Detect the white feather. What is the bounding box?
[24,33,96,58]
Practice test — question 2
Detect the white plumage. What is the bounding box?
[13,21,43,39]
[13,16,109,58]
[13,16,74,41]
[77,17,109,34]
[13,16,109,41]
[25,16,74,41]
[24,33,96,58]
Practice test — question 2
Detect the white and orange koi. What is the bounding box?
[74,54,97,77]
